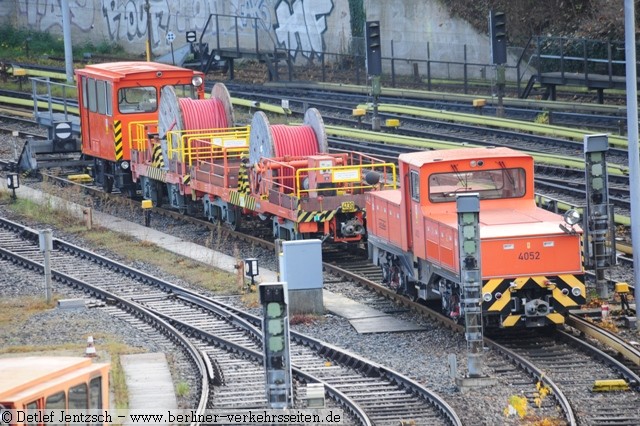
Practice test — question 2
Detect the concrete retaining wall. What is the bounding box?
[3,0,516,79]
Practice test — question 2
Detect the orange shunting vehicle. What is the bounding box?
[366,146,586,328]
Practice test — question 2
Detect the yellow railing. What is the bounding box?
[294,162,397,198]
[166,126,251,165]
[255,152,397,199]
[129,120,159,151]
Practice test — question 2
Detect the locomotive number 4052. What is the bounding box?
[518,251,540,260]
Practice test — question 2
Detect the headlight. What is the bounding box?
[571,287,582,297]
[563,209,581,226]
[482,292,493,302]
[192,75,203,87]
[120,161,130,170]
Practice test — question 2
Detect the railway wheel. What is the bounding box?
[394,271,406,295]
[210,205,222,223]
[125,185,139,199]
[225,205,242,231]
[404,283,418,302]
[102,176,114,194]
[151,181,163,207]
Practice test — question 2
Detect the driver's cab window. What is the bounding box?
[428,167,526,202]
[172,84,199,99]
[410,170,420,202]
[118,86,157,113]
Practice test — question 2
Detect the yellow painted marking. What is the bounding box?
[592,379,629,392]
[512,277,530,290]
[559,274,585,291]
[114,120,123,161]
[552,288,579,307]
[487,288,512,312]
[67,174,93,183]
[502,315,521,327]
[546,313,565,324]
[483,278,504,294]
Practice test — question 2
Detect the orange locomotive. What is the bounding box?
[366,147,586,328]
[0,357,110,425]
[75,62,205,194]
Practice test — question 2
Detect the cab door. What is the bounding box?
[80,77,114,160]
[408,168,427,259]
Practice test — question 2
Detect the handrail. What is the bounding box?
[166,126,250,165]
[129,120,158,151]
[30,76,77,122]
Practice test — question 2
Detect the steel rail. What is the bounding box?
[0,216,458,425]
[150,307,373,426]
[320,261,577,426]
[567,314,640,368]
[0,236,210,425]
[175,290,463,425]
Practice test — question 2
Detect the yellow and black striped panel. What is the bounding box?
[298,209,337,223]
[183,175,190,186]
[501,315,521,327]
[145,166,167,183]
[483,274,585,315]
[114,120,123,161]
[229,191,256,210]
[237,163,250,195]
[549,274,586,308]
[500,312,565,328]
[152,144,165,168]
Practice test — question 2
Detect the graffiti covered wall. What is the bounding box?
[9,0,495,79]
[11,0,350,62]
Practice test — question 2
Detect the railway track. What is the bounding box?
[0,215,462,426]
[1,80,640,423]
[3,172,640,425]
[324,258,640,426]
[1,124,634,312]
[228,82,630,132]
[490,327,640,425]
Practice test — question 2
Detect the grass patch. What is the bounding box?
[4,187,241,295]
[0,297,144,409]
[175,381,190,397]
[0,23,125,62]
[0,295,57,327]
[290,314,323,326]
[0,344,82,355]
[75,228,239,294]
[7,195,79,228]
[240,292,260,308]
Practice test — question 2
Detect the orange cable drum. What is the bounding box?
[270,125,318,157]
[178,98,228,130]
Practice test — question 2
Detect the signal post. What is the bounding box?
[365,21,382,131]
[454,194,496,390]
[583,134,616,298]
[489,10,507,117]
[259,282,293,409]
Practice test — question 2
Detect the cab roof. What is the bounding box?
[0,357,107,399]
[399,147,531,168]
[75,61,194,81]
